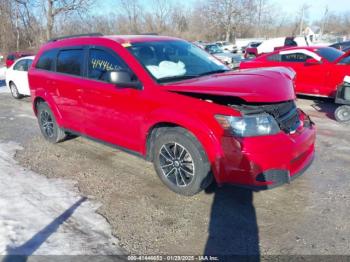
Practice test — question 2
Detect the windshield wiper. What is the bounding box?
[158,75,199,83]
[158,70,230,83]
[198,69,230,76]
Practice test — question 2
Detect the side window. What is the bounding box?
[13,60,28,71]
[27,59,33,69]
[267,54,281,62]
[88,48,128,82]
[284,38,297,47]
[281,53,310,63]
[36,50,56,71]
[339,57,350,65]
[57,49,83,76]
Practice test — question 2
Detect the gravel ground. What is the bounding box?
[0,92,349,256]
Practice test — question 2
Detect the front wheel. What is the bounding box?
[335,105,350,122]
[152,127,213,196]
[37,102,67,143]
[9,82,23,99]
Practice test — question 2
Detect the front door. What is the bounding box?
[80,47,144,152]
[279,52,328,95]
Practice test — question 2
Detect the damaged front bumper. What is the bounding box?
[215,110,316,190]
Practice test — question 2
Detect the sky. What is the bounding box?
[97,0,350,23]
[271,0,349,22]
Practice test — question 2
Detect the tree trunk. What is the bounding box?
[46,0,53,41]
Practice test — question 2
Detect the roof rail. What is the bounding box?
[48,33,103,42]
[136,33,158,36]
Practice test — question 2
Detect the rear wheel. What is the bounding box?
[152,127,213,196]
[9,82,23,99]
[335,105,350,122]
[37,102,67,143]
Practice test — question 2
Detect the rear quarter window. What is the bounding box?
[36,50,56,71]
[267,54,281,62]
[57,49,84,76]
[281,53,310,62]
[7,54,15,60]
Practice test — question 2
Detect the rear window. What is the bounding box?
[36,50,56,71]
[57,49,83,76]
[316,47,344,62]
[7,54,15,60]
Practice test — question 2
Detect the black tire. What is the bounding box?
[335,105,350,123]
[37,102,67,143]
[9,82,23,99]
[152,127,213,196]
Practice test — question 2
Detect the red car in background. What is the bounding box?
[6,51,35,68]
[240,46,350,98]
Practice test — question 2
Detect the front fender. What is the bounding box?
[141,108,225,180]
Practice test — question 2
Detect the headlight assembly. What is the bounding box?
[215,114,280,137]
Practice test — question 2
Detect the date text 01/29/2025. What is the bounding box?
[127,255,219,261]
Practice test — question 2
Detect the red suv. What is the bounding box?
[28,34,316,196]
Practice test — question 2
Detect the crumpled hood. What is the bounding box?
[164,67,296,103]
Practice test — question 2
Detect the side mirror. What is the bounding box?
[106,70,142,89]
[305,58,321,65]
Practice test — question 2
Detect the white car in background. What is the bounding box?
[216,41,238,53]
[5,56,34,99]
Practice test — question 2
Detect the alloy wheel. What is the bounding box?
[335,105,350,122]
[10,83,19,98]
[159,142,195,187]
[40,110,55,138]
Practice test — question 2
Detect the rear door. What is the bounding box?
[53,48,86,132]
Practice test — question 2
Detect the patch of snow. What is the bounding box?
[0,141,124,256]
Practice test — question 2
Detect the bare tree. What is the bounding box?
[118,0,142,33]
[43,0,93,40]
[298,3,310,35]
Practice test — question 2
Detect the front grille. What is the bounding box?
[262,101,300,133]
[235,101,301,134]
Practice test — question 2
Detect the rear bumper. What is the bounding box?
[215,115,316,189]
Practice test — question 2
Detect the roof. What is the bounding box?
[49,34,181,45]
[276,46,330,52]
[16,55,35,60]
[42,34,183,51]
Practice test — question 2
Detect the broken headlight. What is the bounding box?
[215,114,280,137]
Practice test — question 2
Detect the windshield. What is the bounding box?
[205,45,223,54]
[126,40,228,83]
[250,42,261,48]
[316,47,344,62]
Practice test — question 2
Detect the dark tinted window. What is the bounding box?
[36,50,56,71]
[284,38,297,47]
[267,53,281,61]
[339,56,350,65]
[316,47,344,62]
[281,53,311,62]
[13,60,28,71]
[88,49,128,82]
[7,54,15,60]
[57,49,83,76]
[250,42,261,48]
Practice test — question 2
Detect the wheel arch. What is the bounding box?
[144,118,224,179]
[32,95,64,127]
